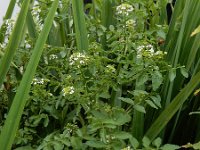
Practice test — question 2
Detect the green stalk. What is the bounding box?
[0,0,30,89]
[72,0,89,52]
[131,59,145,141]
[0,1,59,149]
[145,70,200,141]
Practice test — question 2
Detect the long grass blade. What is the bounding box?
[0,0,17,43]
[0,0,30,89]
[26,10,38,39]
[0,0,59,149]
[72,0,89,51]
[101,0,115,50]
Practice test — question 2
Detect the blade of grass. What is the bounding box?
[0,0,17,43]
[26,10,38,39]
[72,0,89,51]
[159,0,168,24]
[145,70,200,141]
[0,0,59,149]
[101,0,115,50]
[0,0,30,89]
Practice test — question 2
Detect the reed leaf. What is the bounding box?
[26,10,38,39]
[72,0,89,51]
[101,0,115,50]
[145,70,200,141]
[0,0,59,149]
[160,0,200,141]
[0,0,30,89]
[0,0,17,43]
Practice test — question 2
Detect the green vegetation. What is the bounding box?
[0,0,200,149]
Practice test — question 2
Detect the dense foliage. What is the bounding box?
[0,0,200,149]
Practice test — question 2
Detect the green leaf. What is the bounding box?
[137,74,149,86]
[153,137,162,148]
[129,137,139,149]
[119,97,135,105]
[193,141,200,149]
[161,144,180,150]
[111,131,132,140]
[104,110,131,125]
[152,70,163,91]
[99,92,111,99]
[71,136,82,149]
[180,67,189,78]
[142,136,151,148]
[134,105,146,113]
[145,100,158,109]
[150,95,162,108]
[86,141,107,148]
[169,69,176,82]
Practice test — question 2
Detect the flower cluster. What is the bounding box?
[116,3,134,16]
[49,54,58,60]
[136,44,155,58]
[31,78,49,85]
[136,44,167,59]
[126,19,136,27]
[69,52,89,67]
[62,86,75,96]
[32,78,44,85]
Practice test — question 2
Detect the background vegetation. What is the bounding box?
[0,0,200,149]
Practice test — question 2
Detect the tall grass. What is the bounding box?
[159,0,200,144]
[0,0,30,88]
[0,0,59,149]
[0,0,200,148]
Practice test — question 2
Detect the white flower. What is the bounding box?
[49,54,58,60]
[31,78,49,85]
[155,51,167,56]
[116,3,134,16]
[62,86,75,96]
[69,52,89,66]
[32,78,44,85]
[136,44,155,58]
[48,93,53,96]
[155,51,163,55]
[126,19,136,27]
